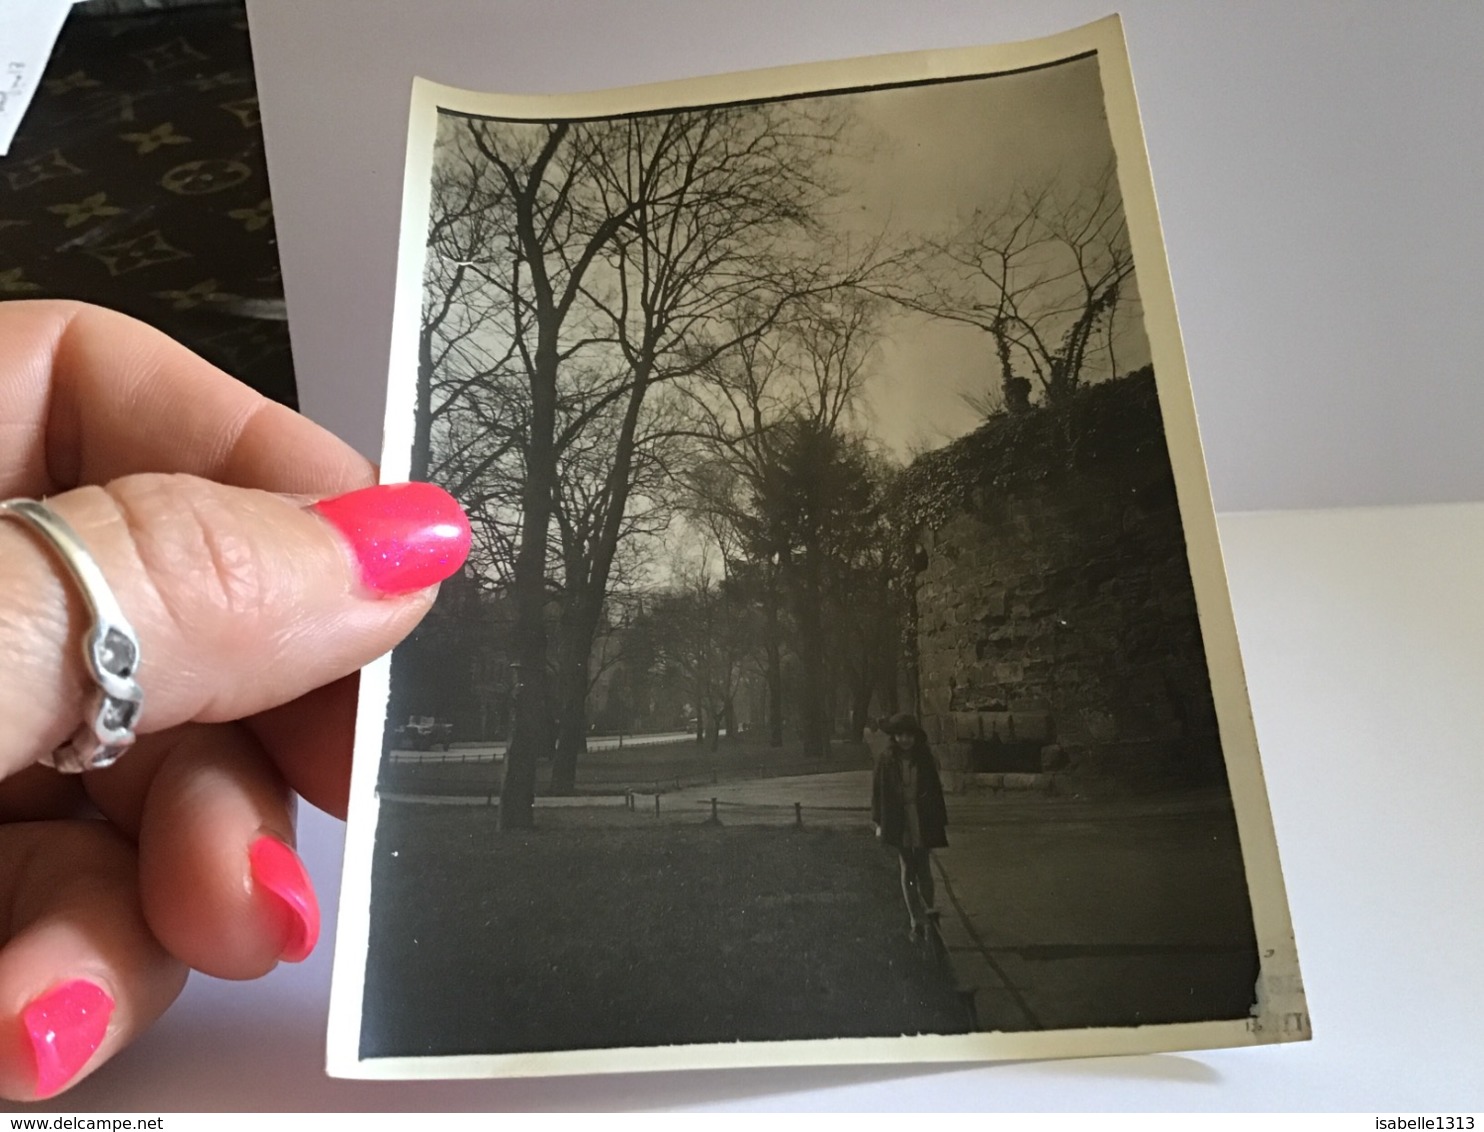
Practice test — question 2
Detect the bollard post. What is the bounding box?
[795,801,803,828]
[654,793,661,817]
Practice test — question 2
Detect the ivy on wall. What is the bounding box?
[884,366,1169,684]
[889,365,1164,536]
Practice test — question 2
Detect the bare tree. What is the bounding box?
[547,391,681,792]
[418,102,869,821]
[885,163,1144,411]
[419,119,634,828]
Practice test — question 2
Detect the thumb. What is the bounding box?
[0,477,470,777]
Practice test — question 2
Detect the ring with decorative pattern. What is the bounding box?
[0,497,144,774]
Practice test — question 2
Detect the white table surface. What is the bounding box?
[7,502,1480,1112]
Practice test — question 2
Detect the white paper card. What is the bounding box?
[0,0,78,156]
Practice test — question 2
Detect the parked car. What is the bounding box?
[396,715,453,751]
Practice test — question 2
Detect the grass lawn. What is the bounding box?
[360,806,971,1058]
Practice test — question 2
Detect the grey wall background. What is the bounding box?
[245,0,1484,513]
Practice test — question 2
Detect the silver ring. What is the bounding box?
[0,498,143,773]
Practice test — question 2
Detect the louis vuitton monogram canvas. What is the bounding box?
[0,2,294,408]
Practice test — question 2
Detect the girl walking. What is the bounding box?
[871,713,949,940]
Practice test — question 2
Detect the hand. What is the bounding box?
[0,301,470,1100]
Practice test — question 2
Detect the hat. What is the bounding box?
[881,712,922,737]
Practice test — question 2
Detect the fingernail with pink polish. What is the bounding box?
[311,482,471,596]
[22,980,113,1098]
[249,836,320,963]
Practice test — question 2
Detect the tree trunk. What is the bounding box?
[764,575,784,748]
[849,679,873,743]
[879,632,901,715]
[499,339,559,831]
[879,569,902,717]
[549,657,589,795]
[795,546,828,760]
[549,593,599,795]
[798,632,826,758]
[412,330,435,482]
[499,654,547,830]
[723,694,737,745]
[694,667,707,745]
[549,363,656,780]
[495,119,577,830]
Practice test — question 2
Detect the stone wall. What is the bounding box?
[905,372,1225,790]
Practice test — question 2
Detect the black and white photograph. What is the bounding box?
[331,17,1307,1077]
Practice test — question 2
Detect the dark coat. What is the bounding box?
[872,744,949,849]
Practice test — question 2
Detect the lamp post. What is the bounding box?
[508,659,525,742]
[490,660,524,809]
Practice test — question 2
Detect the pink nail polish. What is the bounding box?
[22,980,113,1098]
[311,482,471,596]
[249,836,320,963]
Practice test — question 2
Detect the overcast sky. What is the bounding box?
[650,54,1153,573]
[430,52,1154,579]
[811,53,1151,458]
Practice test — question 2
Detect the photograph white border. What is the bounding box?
[327,13,1308,1080]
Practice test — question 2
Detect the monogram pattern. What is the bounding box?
[119,121,192,154]
[0,4,296,408]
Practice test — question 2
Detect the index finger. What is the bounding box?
[0,300,374,499]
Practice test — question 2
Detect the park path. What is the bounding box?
[643,770,873,823]
[930,792,1258,1031]
[640,774,1259,1031]
[388,729,696,763]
